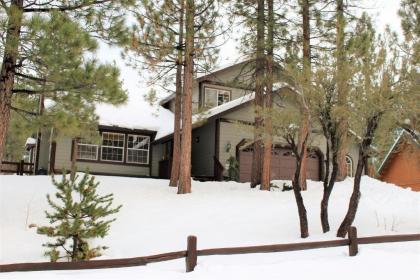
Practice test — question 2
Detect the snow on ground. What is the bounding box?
[0,175,419,279]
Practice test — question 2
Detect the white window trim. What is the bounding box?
[126,134,150,164]
[76,142,99,160]
[346,155,353,177]
[217,90,231,106]
[204,87,231,107]
[100,132,125,163]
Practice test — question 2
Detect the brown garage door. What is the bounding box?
[239,147,320,182]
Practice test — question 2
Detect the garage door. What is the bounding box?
[239,147,320,183]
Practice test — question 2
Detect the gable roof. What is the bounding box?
[154,86,294,143]
[95,94,174,139]
[159,59,254,106]
[377,129,420,174]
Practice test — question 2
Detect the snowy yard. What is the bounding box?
[0,175,419,279]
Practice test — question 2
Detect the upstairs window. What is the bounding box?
[101,132,125,162]
[127,135,150,164]
[217,91,231,106]
[204,87,231,107]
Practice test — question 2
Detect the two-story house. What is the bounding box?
[34,60,360,181]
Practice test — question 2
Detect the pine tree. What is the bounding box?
[130,0,186,188]
[250,0,265,189]
[272,105,309,238]
[177,0,225,194]
[336,15,411,237]
[130,0,224,192]
[260,0,274,191]
[0,0,134,168]
[37,169,122,262]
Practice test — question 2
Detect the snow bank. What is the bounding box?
[0,175,419,279]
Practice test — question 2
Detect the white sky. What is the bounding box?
[96,0,403,113]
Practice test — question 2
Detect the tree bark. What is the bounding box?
[169,0,185,187]
[0,0,24,168]
[336,148,364,237]
[251,0,265,189]
[337,115,380,237]
[335,0,348,180]
[298,0,311,191]
[177,0,194,194]
[261,0,273,191]
[292,140,309,238]
[320,153,339,233]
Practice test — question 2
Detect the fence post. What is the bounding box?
[19,160,24,176]
[186,235,197,272]
[348,226,358,256]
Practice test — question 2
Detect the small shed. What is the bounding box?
[378,130,420,191]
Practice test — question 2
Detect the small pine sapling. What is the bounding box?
[37,170,122,262]
[226,156,239,181]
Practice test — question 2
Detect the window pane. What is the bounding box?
[204,88,217,107]
[77,144,98,160]
[128,135,149,150]
[127,135,149,164]
[217,91,230,106]
[127,149,148,164]
[102,132,124,147]
[101,147,124,162]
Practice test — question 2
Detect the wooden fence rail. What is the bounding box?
[0,228,419,273]
[0,160,33,175]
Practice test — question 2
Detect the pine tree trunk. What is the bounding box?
[292,149,309,238]
[261,0,273,191]
[0,0,24,168]
[251,0,265,189]
[321,158,339,233]
[169,0,185,187]
[336,150,364,237]
[337,115,380,237]
[298,0,311,191]
[335,0,348,181]
[178,0,194,194]
[71,235,78,262]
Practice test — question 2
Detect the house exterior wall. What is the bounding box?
[191,120,216,177]
[199,82,251,109]
[37,129,52,172]
[151,142,165,177]
[380,143,420,191]
[54,136,150,177]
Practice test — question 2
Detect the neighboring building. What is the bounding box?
[34,60,361,181]
[377,130,420,191]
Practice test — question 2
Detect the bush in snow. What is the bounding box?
[36,170,121,262]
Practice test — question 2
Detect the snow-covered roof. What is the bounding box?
[158,59,253,105]
[155,92,256,141]
[95,94,174,139]
[25,137,36,147]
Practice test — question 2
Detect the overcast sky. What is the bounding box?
[96,0,403,112]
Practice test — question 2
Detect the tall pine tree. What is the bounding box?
[0,0,134,168]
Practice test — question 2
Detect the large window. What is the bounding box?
[127,135,150,164]
[204,87,231,107]
[77,139,98,160]
[101,132,125,162]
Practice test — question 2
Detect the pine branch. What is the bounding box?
[10,105,39,117]
[23,0,113,13]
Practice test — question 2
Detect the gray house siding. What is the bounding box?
[191,120,216,177]
[54,136,150,176]
[151,142,165,177]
